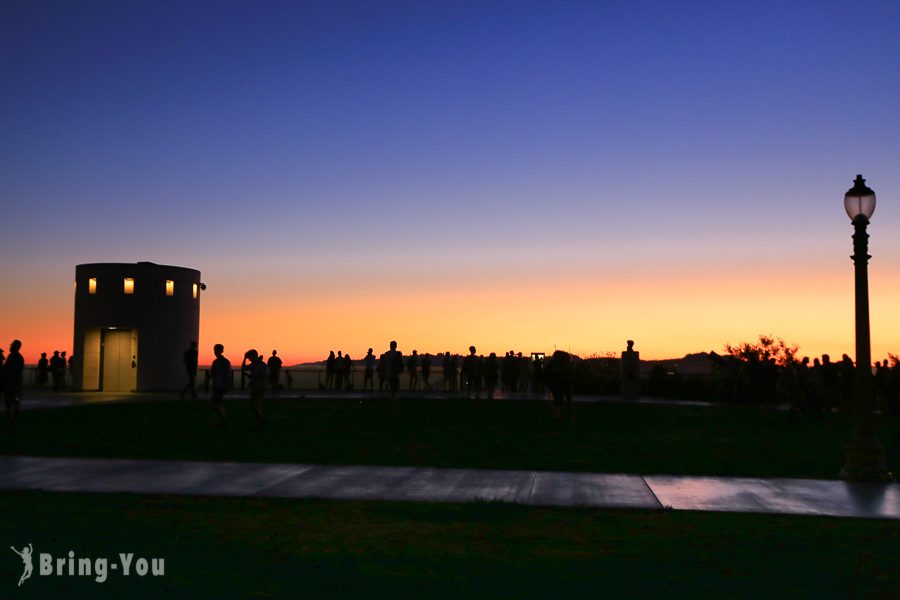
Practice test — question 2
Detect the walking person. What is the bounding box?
[4,340,25,426]
[180,341,199,400]
[544,350,575,422]
[210,344,231,427]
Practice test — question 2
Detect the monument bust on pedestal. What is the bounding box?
[621,340,640,400]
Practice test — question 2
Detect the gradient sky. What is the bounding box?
[2,0,900,364]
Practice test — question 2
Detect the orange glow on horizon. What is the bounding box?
[193,264,900,366]
[5,263,900,368]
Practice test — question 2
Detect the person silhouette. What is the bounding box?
[532,354,544,394]
[363,348,376,392]
[10,543,33,587]
[59,351,68,389]
[839,354,855,413]
[820,354,838,412]
[377,351,387,391]
[285,369,294,391]
[382,341,403,413]
[343,353,354,390]
[0,348,4,405]
[421,353,432,390]
[4,340,25,426]
[442,351,452,392]
[449,353,459,393]
[462,346,483,400]
[246,350,267,426]
[267,350,283,392]
[544,350,574,422]
[484,352,499,400]
[335,351,346,391]
[67,352,76,387]
[325,351,336,390]
[241,348,259,389]
[37,353,49,388]
[503,351,517,392]
[210,344,231,427]
[407,350,419,391]
[50,350,63,392]
[180,341,199,400]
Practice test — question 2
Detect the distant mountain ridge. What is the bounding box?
[639,352,714,376]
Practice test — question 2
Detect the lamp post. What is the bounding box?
[840,174,891,481]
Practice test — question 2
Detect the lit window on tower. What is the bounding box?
[192,283,198,299]
[89,278,97,294]
[124,278,135,294]
[166,280,174,296]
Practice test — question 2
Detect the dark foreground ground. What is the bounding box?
[2,396,898,478]
[1,491,899,599]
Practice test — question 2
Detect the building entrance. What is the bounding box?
[101,329,137,391]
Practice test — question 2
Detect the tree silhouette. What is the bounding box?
[724,334,798,366]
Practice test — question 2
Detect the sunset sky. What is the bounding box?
[2,1,900,365]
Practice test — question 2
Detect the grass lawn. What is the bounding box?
[0,491,898,598]
[2,397,898,478]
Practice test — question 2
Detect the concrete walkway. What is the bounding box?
[1,455,897,520]
[16,389,752,411]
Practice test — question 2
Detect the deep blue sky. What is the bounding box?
[3,1,900,360]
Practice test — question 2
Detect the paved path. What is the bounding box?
[1,456,897,519]
[17,389,753,411]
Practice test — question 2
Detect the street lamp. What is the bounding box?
[841,174,891,481]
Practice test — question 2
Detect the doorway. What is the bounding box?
[101,329,138,392]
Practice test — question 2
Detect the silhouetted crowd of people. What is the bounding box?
[1,342,78,426]
[5,335,900,431]
[31,350,73,392]
[181,341,569,424]
[710,351,900,418]
[315,343,570,419]
[317,346,550,397]
[184,341,900,427]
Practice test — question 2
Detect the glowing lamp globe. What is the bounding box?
[844,174,876,222]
